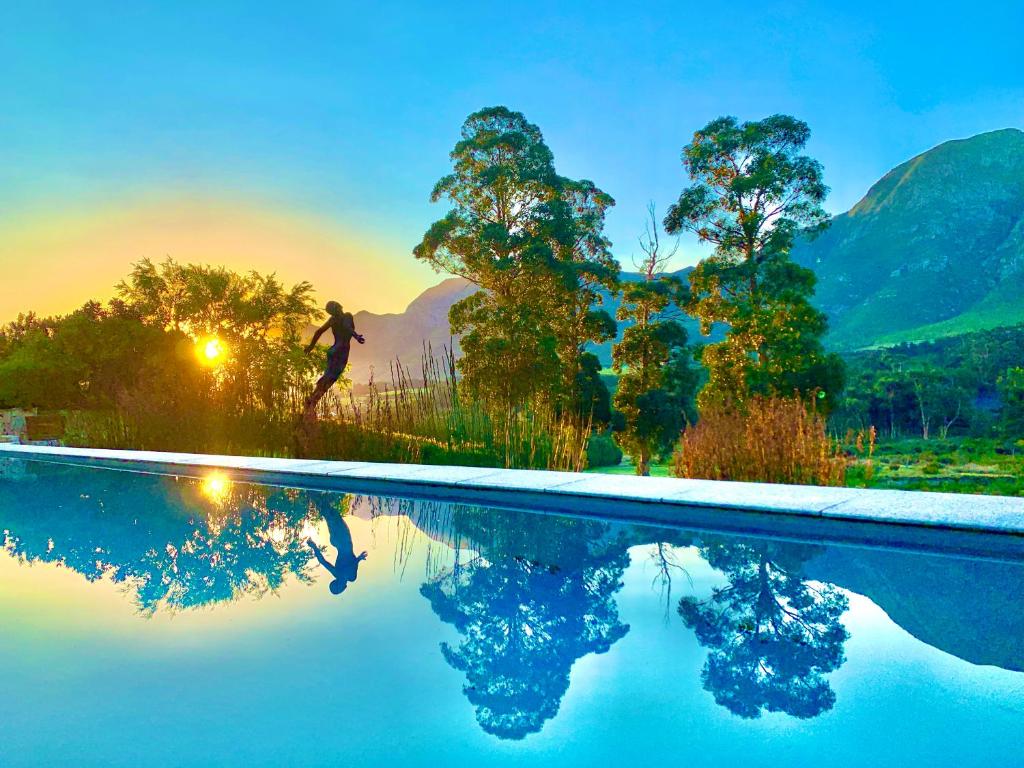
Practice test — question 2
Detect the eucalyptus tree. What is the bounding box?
[548,177,619,409]
[664,115,844,408]
[415,106,617,412]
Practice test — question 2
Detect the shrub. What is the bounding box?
[672,395,846,486]
[586,434,623,468]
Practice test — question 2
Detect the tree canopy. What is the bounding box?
[415,106,618,412]
[664,115,843,408]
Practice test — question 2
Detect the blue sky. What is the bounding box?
[1,1,1022,316]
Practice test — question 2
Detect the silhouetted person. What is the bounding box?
[303,300,365,418]
[307,497,367,596]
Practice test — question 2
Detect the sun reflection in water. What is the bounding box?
[201,472,232,505]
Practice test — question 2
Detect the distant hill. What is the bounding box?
[794,128,1024,349]
[306,276,475,385]
[314,269,710,384]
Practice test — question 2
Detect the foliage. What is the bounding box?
[0,302,203,410]
[117,257,320,414]
[611,205,698,475]
[0,258,318,423]
[574,351,612,425]
[664,114,844,408]
[66,345,592,471]
[679,538,849,718]
[834,325,1024,440]
[414,106,618,411]
[585,433,623,468]
[673,396,846,485]
[997,367,1024,438]
[2,258,591,471]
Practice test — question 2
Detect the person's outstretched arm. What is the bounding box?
[346,314,365,344]
[307,538,337,576]
[305,321,330,354]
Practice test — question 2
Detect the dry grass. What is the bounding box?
[672,395,847,486]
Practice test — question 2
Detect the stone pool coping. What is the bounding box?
[3,444,1024,558]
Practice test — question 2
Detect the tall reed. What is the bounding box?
[66,344,590,471]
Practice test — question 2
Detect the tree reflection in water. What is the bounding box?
[419,507,633,740]
[679,538,849,719]
[0,463,323,613]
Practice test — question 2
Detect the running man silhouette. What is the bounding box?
[307,495,367,596]
[303,300,365,418]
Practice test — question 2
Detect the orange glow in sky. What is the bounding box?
[0,196,439,323]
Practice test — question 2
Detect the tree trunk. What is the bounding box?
[637,450,651,477]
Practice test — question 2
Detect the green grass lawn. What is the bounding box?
[586,458,673,477]
[587,437,1024,495]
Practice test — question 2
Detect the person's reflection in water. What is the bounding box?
[307,495,366,596]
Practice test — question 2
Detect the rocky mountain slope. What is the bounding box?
[794,128,1024,349]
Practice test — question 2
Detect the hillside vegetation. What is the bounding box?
[794,128,1024,350]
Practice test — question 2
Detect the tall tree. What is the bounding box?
[664,115,844,408]
[414,106,617,411]
[548,178,620,410]
[612,204,698,475]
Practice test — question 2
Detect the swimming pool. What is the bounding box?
[2,457,1022,767]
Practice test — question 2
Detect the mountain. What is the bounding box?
[307,277,476,385]
[794,128,1024,350]
[319,269,707,384]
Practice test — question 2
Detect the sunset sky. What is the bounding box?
[2,1,1022,322]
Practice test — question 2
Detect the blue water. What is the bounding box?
[1,459,1022,767]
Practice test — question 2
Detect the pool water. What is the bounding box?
[1,459,1022,767]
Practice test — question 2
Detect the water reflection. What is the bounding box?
[307,494,367,596]
[418,507,634,740]
[678,538,849,719]
[1,459,1022,742]
[0,462,319,612]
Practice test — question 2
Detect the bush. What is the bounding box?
[586,433,623,468]
[672,396,846,486]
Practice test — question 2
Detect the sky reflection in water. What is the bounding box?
[1,459,1022,767]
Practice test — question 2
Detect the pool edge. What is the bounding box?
[3,444,1023,559]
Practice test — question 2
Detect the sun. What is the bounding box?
[197,336,227,366]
